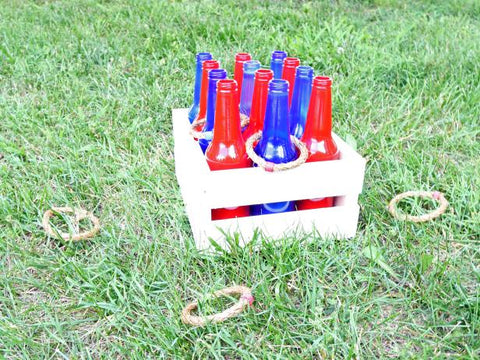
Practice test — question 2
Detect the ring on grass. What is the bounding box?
[181,285,254,326]
[388,191,448,222]
[42,206,100,241]
[245,131,308,172]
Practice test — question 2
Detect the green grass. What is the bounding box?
[1,0,479,358]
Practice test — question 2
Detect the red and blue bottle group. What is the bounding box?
[188,51,340,220]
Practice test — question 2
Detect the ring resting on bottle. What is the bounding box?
[240,113,250,128]
[388,190,448,222]
[181,285,254,327]
[189,118,211,139]
[42,206,100,241]
[245,131,308,172]
[190,114,250,140]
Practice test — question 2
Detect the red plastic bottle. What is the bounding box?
[297,76,340,210]
[205,79,252,220]
[233,53,252,97]
[242,69,273,141]
[193,60,220,132]
[282,57,300,106]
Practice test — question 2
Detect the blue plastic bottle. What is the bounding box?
[270,50,288,79]
[239,60,261,118]
[199,68,228,154]
[188,52,213,123]
[251,80,298,215]
[289,65,314,138]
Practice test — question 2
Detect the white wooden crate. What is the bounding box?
[173,108,366,250]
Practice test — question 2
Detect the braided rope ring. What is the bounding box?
[190,114,251,140]
[245,131,308,172]
[189,118,211,139]
[388,191,448,222]
[240,113,250,128]
[42,206,100,241]
[181,285,254,326]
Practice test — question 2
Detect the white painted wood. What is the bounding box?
[173,108,366,251]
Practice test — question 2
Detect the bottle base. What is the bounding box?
[297,197,335,210]
[211,206,250,221]
[251,201,295,215]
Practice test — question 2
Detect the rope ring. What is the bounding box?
[42,206,100,241]
[245,131,308,172]
[181,285,254,326]
[189,118,210,139]
[191,114,250,139]
[240,113,250,128]
[388,191,448,222]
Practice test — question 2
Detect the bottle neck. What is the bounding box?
[193,61,203,105]
[289,75,313,137]
[213,89,242,143]
[234,61,248,96]
[197,63,219,119]
[249,78,270,132]
[234,62,244,89]
[240,71,256,116]
[290,75,313,116]
[198,68,210,119]
[271,51,287,80]
[262,90,291,142]
[283,66,297,105]
[270,61,283,79]
[304,86,332,139]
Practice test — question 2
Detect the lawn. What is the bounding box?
[0,0,479,358]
